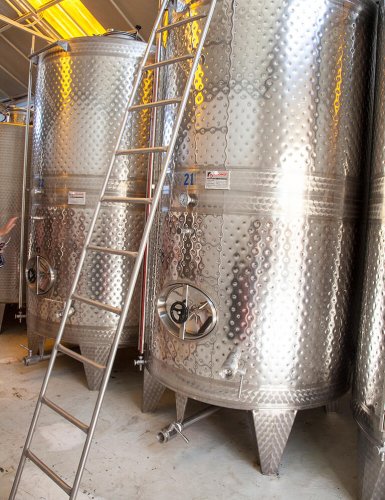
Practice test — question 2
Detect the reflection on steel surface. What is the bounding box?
[353,2,385,498]
[144,0,377,474]
[27,35,153,389]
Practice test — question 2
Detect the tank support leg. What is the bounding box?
[0,304,5,333]
[27,332,45,356]
[358,430,385,500]
[142,368,165,413]
[324,399,340,413]
[251,409,297,475]
[175,393,189,422]
[79,343,111,391]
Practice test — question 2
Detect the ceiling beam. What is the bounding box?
[15,0,61,39]
[0,13,55,41]
[0,62,28,89]
[0,0,63,34]
[0,87,11,100]
[0,34,29,61]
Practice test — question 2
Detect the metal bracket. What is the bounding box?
[30,40,69,64]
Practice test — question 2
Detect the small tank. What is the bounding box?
[0,108,30,330]
[143,0,377,475]
[26,33,153,389]
[353,2,385,498]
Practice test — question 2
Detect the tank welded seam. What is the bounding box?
[224,0,234,172]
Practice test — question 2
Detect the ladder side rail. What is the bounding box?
[9,3,170,499]
[70,2,218,497]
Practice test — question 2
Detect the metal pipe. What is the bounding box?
[157,406,220,444]
[0,13,54,42]
[18,36,34,315]
[107,0,145,41]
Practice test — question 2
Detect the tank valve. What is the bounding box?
[179,193,197,208]
[219,345,242,379]
[15,310,26,322]
[19,344,52,366]
[170,300,189,324]
[134,355,147,371]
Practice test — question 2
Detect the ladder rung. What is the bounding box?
[72,294,122,315]
[144,54,194,71]
[57,344,107,370]
[25,450,72,495]
[115,146,167,156]
[87,245,138,258]
[41,396,89,433]
[102,196,152,204]
[129,98,181,112]
[157,14,207,33]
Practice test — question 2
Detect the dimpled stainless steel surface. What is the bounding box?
[27,36,153,388]
[0,121,29,304]
[144,0,376,469]
[353,2,385,497]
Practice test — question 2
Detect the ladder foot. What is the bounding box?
[142,368,165,412]
[79,343,111,391]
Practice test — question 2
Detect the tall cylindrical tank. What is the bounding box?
[143,0,377,474]
[353,2,385,497]
[27,34,153,389]
[0,109,30,328]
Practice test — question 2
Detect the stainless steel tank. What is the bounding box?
[353,2,385,497]
[0,109,30,330]
[27,34,153,389]
[143,0,377,475]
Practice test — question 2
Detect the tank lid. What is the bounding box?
[101,28,141,41]
[1,106,31,124]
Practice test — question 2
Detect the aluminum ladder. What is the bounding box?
[9,0,217,498]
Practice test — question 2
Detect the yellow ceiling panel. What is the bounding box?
[27,0,105,38]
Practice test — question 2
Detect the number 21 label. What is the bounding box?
[183,173,195,186]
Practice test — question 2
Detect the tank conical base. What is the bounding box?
[27,332,45,356]
[175,393,189,422]
[325,399,341,413]
[358,429,385,500]
[79,344,110,391]
[142,368,166,413]
[251,409,297,475]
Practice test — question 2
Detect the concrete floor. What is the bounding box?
[0,315,359,500]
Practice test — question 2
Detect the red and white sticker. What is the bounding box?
[205,170,231,190]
